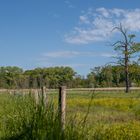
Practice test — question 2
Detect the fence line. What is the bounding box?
[1,87,140,94]
[1,86,140,130]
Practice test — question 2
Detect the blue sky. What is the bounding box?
[0,0,140,76]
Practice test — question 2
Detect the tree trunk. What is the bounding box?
[125,45,129,93]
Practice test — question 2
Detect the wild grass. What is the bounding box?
[0,93,88,140]
[0,91,140,139]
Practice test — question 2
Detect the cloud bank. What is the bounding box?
[65,8,140,44]
[42,51,115,58]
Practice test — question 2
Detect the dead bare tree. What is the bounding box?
[112,24,140,93]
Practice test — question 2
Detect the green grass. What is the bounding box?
[1,91,140,139]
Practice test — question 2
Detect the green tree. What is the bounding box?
[0,66,23,88]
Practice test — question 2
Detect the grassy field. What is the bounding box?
[0,91,140,139]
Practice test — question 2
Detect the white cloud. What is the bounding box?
[65,8,140,44]
[79,16,90,24]
[42,51,115,58]
[42,51,80,58]
[96,7,110,18]
[122,9,140,31]
[37,51,115,72]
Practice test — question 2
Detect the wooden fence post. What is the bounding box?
[59,86,66,130]
[41,86,48,106]
[34,89,39,104]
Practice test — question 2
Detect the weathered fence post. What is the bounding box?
[34,89,39,104]
[41,86,48,106]
[59,86,66,130]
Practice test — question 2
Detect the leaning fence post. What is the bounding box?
[59,86,66,130]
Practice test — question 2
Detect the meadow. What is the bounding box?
[0,90,140,139]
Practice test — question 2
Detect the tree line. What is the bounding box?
[87,63,140,88]
[0,64,140,89]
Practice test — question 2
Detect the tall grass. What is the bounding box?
[1,91,140,139]
[0,93,88,140]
